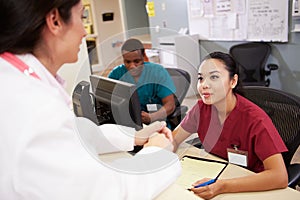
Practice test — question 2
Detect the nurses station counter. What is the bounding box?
[100,134,300,200]
[156,140,300,200]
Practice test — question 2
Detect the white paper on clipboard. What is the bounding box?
[176,156,228,189]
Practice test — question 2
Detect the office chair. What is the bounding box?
[243,86,300,189]
[166,68,191,130]
[229,42,278,87]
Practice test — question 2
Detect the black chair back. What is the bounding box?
[166,68,191,130]
[230,42,278,86]
[243,86,300,188]
[166,68,191,105]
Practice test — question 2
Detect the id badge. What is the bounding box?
[146,104,158,112]
[227,148,248,167]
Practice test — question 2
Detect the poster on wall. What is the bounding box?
[187,0,288,42]
[146,1,156,17]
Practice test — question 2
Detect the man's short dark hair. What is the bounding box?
[121,38,145,55]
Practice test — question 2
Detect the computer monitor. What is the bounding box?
[90,75,143,131]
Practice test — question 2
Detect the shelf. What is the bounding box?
[291,29,300,32]
[291,23,300,32]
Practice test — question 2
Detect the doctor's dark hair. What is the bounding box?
[0,0,81,54]
[121,38,145,56]
[204,51,244,95]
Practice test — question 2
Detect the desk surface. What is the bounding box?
[156,142,300,200]
[98,135,300,200]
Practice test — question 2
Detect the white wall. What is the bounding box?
[58,38,91,96]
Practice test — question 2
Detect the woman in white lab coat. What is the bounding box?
[0,0,181,199]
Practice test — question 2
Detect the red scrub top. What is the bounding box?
[180,94,287,173]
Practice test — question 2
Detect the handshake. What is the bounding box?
[135,121,174,152]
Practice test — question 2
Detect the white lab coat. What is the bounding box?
[0,54,181,200]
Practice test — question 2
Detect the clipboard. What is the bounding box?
[176,155,228,189]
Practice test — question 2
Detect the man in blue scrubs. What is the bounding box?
[108,38,176,129]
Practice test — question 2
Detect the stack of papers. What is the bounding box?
[177,156,228,189]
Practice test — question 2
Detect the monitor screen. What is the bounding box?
[90,75,143,131]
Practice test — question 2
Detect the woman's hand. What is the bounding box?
[134,121,173,146]
[144,133,174,151]
[190,178,223,200]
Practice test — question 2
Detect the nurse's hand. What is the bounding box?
[144,133,174,151]
[135,121,172,146]
[141,111,152,124]
[190,178,222,200]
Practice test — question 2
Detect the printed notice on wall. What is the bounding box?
[247,0,288,42]
[187,0,289,42]
[146,2,156,17]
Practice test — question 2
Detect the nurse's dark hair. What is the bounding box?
[0,0,81,54]
[203,51,244,95]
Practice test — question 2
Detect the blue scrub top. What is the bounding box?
[108,62,176,112]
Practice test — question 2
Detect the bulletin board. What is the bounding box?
[187,0,289,42]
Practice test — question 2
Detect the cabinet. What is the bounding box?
[82,0,100,70]
[292,0,300,32]
[83,0,126,75]
[158,34,200,97]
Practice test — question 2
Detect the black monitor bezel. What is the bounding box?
[90,75,143,131]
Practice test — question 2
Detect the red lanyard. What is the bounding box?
[1,52,40,79]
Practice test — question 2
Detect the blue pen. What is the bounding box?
[187,179,216,191]
[194,178,216,188]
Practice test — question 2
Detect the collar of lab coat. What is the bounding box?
[15,54,72,107]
